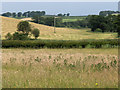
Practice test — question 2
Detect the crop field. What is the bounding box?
[2,48,118,88]
[62,19,78,22]
[62,16,87,19]
[62,16,87,22]
[1,16,117,40]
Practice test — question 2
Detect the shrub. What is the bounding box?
[12,32,30,40]
[95,28,102,32]
[5,33,13,40]
[2,39,118,49]
[32,28,40,39]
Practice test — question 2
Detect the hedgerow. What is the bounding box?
[2,39,118,48]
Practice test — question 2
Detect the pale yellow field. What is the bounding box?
[2,48,118,88]
[1,16,117,40]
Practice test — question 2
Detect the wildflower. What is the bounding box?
[96,83,98,86]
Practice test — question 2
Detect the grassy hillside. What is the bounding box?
[1,16,117,40]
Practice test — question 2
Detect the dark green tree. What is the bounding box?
[22,12,28,17]
[41,11,46,16]
[32,28,40,39]
[5,33,13,40]
[44,17,54,26]
[67,13,70,16]
[57,14,63,16]
[12,12,16,17]
[12,32,29,40]
[88,15,105,32]
[17,21,31,35]
[99,11,115,16]
[17,12,22,17]
[116,15,120,37]
[2,12,12,17]
[63,14,66,16]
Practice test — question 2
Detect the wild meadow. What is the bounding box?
[2,49,118,88]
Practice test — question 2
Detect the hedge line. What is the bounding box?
[2,39,118,48]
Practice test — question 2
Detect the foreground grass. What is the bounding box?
[2,48,118,88]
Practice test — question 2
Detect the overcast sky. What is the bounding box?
[1,0,119,2]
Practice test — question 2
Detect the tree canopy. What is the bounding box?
[17,21,31,34]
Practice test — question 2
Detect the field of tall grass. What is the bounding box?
[2,48,118,88]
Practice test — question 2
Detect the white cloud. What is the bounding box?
[1,0,119,2]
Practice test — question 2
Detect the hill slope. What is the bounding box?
[1,16,117,40]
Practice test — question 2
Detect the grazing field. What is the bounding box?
[2,48,118,88]
[62,16,87,19]
[62,16,87,22]
[62,19,78,22]
[1,16,117,40]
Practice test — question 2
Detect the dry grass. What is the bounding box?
[20,18,32,21]
[2,48,118,88]
[1,16,117,40]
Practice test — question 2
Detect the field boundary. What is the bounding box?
[2,39,118,49]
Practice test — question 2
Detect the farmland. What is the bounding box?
[62,16,87,22]
[2,48,118,88]
[1,15,119,88]
[1,16,117,40]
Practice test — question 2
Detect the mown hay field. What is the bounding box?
[1,16,117,40]
[2,48,118,88]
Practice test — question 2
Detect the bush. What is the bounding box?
[2,39,118,49]
[5,33,13,40]
[32,28,40,39]
[95,28,102,32]
[12,32,30,40]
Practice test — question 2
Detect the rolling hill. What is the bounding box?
[1,16,117,40]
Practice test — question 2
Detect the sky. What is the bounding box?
[1,0,119,16]
[1,2,118,16]
[1,0,120,2]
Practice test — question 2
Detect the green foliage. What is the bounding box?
[12,32,30,40]
[116,15,120,37]
[99,11,116,16]
[17,12,22,17]
[57,13,70,16]
[12,12,16,17]
[88,15,117,32]
[2,39,118,48]
[63,19,88,28]
[32,16,62,27]
[32,28,40,39]
[95,28,102,32]
[35,57,41,62]
[2,12,12,17]
[24,11,45,17]
[57,13,63,16]
[17,21,31,34]
[5,33,13,40]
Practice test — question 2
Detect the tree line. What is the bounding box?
[87,15,118,32]
[57,13,70,16]
[32,14,118,34]
[1,11,71,18]
[99,11,120,16]
[1,11,46,17]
